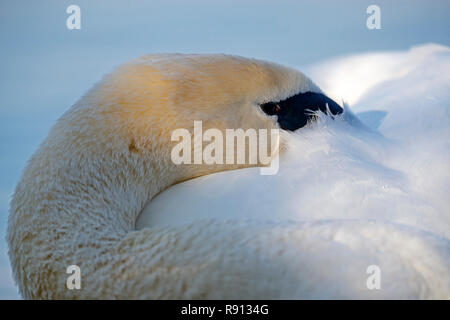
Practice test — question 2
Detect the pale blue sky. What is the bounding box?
[0,0,449,299]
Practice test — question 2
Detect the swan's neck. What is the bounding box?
[8,143,178,298]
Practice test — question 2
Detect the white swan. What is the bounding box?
[8,51,450,299]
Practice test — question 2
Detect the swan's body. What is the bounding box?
[9,52,450,299]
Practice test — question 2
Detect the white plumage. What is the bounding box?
[8,47,450,299]
[138,45,450,299]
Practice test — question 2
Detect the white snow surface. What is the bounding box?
[136,44,450,298]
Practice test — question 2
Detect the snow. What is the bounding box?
[136,44,450,298]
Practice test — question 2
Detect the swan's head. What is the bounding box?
[85,54,342,181]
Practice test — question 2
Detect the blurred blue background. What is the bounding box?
[0,0,449,299]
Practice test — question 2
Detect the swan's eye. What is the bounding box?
[259,92,343,131]
[260,102,281,115]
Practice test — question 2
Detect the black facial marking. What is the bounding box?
[260,91,343,131]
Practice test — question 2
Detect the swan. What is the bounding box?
[9,52,449,299]
[7,54,346,299]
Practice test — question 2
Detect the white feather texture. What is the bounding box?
[7,46,450,299]
[137,44,450,299]
[7,54,327,299]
